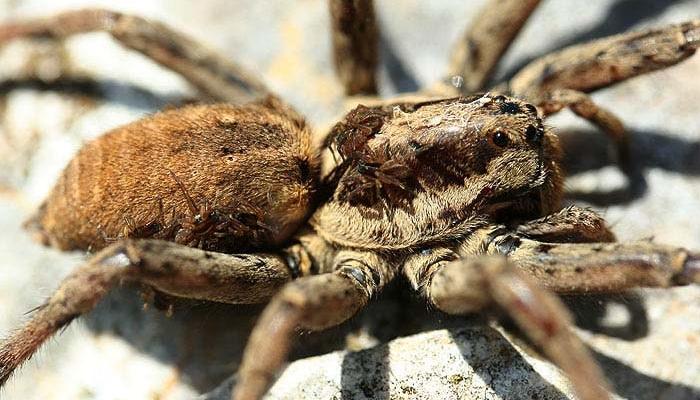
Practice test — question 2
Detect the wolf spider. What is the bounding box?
[1,1,699,400]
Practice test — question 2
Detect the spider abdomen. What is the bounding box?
[28,101,320,252]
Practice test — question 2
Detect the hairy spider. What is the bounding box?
[1,2,700,400]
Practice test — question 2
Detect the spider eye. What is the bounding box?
[524,103,538,115]
[491,131,509,147]
[525,125,543,144]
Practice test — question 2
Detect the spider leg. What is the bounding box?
[513,205,616,243]
[0,9,271,103]
[404,253,612,400]
[234,250,394,400]
[507,20,700,99]
[503,20,700,163]
[487,233,700,293]
[445,0,542,94]
[0,239,295,387]
[329,0,379,95]
[538,88,629,164]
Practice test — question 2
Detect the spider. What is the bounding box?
[0,1,699,400]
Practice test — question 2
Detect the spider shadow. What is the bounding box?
[593,348,700,399]
[497,0,694,83]
[337,283,407,400]
[443,294,653,400]
[562,293,649,341]
[0,77,186,111]
[377,21,421,94]
[81,280,563,398]
[449,290,699,400]
[335,284,653,400]
[84,286,270,392]
[84,282,406,395]
[339,340,391,400]
[493,292,699,400]
[336,281,569,400]
[83,280,694,399]
[493,320,700,400]
[558,127,700,206]
[563,293,700,399]
[447,327,570,400]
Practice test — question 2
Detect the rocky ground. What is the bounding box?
[1,1,699,399]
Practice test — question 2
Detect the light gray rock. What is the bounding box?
[1,1,699,400]
[200,327,577,400]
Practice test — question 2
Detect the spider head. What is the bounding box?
[326,95,563,221]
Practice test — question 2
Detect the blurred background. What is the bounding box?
[0,1,699,399]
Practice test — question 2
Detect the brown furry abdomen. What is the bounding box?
[29,101,319,252]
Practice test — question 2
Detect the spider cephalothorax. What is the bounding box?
[315,95,563,249]
[1,3,699,400]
